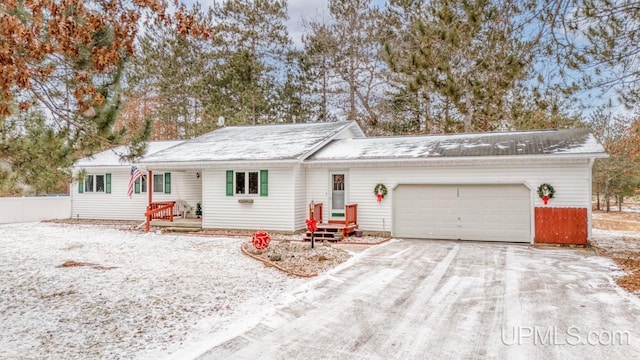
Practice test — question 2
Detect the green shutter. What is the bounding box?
[78,180,83,194]
[134,179,140,194]
[260,170,268,196]
[164,172,171,194]
[105,173,111,194]
[226,170,233,196]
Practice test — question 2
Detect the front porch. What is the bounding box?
[144,200,202,232]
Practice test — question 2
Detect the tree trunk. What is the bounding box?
[618,195,623,211]
[596,192,600,210]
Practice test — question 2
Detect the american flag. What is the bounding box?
[128,166,143,198]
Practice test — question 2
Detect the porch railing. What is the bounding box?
[145,201,176,232]
[309,202,323,223]
[345,203,357,225]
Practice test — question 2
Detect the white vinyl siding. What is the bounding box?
[72,168,199,221]
[202,168,295,232]
[306,168,330,223]
[293,164,307,231]
[308,160,591,235]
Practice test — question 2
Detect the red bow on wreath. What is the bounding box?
[306,217,318,233]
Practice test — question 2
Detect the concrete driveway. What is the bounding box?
[198,239,640,359]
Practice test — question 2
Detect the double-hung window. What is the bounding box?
[134,173,171,194]
[226,170,268,196]
[80,174,111,194]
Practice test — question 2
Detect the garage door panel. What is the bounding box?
[393,184,531,243]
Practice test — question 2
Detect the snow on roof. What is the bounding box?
[140,122,354,163]
[308,128,607,161]
[74,141,185,167]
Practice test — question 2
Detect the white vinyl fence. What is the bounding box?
[0,196,71,224]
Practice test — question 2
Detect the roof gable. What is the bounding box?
[308,128,607,161]
[74,140,185,167]
[139,121,359,164]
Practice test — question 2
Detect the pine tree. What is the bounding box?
[211,0,293,125]
[385,0,539,132]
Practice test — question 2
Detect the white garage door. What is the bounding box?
[393,184,531,243]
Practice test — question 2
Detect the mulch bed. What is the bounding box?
[241,241,351,277]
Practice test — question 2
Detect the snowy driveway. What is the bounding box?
[199,239,640,359]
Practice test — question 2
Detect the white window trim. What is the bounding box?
[84,174,107,193]
[153,173,164,193]
[235,170,260,196]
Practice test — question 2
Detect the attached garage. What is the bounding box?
[393,184,531,243]
[306,128,608,245]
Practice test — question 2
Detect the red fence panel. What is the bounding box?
[535,207,588,245]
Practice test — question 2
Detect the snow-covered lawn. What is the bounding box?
[0,223,307,359]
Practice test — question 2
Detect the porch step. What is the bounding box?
[163,227,203,233]
[151,219,202,229]
[303,232,343,242]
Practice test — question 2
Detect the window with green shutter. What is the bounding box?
[260,170,268,196]
[78,180,83,193]
[134,178,141,194]
[226,170,233,196]
[105,173,111,194]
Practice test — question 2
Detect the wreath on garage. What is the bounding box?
[537,183,555,205]
[374,183,387,203]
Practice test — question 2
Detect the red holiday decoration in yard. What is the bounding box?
[251,231,271,250]
[306,217,318,233]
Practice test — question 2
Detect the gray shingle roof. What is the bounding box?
[74,141,185,167]
[308,128,606,161]
[139,121,356,163]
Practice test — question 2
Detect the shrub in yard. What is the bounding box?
[269,254,282,262]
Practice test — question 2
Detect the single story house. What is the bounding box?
[72,140,187,220]
[72,121,607,244]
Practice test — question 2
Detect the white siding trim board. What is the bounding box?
[305,156,601,168]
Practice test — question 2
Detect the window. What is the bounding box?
[154,174,164,193]
[134,175,148,193]
[95,175,105,192]
[235,171,258,195]
[81,173,111,194]
[141,175,147,193]
[227,170,268,196]
[248,172,259,194]
[134,173,170,194]
[235,172,245,194]
[84,175,94,192]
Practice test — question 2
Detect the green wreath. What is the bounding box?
[374,183,388,197]
[537,183,555,199]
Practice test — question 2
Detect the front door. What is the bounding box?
[330,173,346,218]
